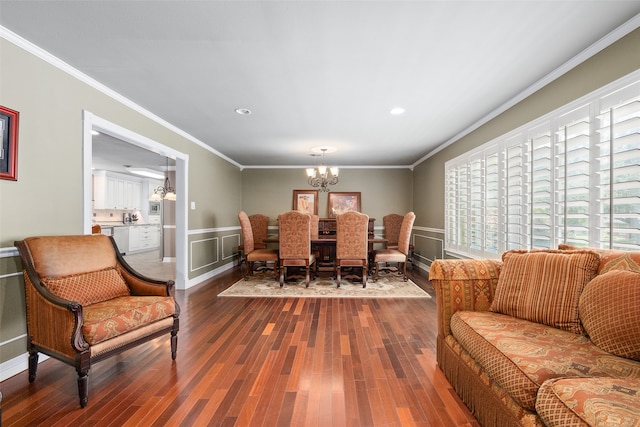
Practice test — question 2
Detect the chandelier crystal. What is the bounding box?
[306,148,339,192]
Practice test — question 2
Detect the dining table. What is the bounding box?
[262,235,388,275]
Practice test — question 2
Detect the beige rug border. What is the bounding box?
[218,275,431,299]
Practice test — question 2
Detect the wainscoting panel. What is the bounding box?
[190,237,219,272]
[222,233,240,261]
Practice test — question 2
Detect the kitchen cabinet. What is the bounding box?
[129,225,161,253]
[112,226,130,254]
[93,171,143,210]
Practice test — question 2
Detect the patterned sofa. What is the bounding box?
[429,247,640,426]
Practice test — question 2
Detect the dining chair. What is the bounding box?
[278,210,317,287]
[373,212,416,281]
[336,211,369,287]
[249,213,269,249]
[382,214,404,250]
[238,211,279,280]
[383,213,415,260]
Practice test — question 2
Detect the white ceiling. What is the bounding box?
[2,1,640,170]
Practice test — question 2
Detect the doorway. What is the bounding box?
[82,111,189,289]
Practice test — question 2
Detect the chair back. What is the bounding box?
[278,210,311,260]
[336,211,369,260]
[383,214,404,246]
[249,213,269,249]
[310,214,319,240]
[238,211,255,254]
[19,234,118,279]
[397,212,416,255]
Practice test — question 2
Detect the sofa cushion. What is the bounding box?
[82,295,176,345]
[43,268,130,306]
[450,310,640,412]
[580,269,640,361]
[558,244,640,275]
[490,249,600,335]
[536,377,640,427]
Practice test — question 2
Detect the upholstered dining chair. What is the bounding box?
[382,214,404,250]
[336,211,370,287]
[249,213,269,250]
[238,211,279,280]
[383,213,415,261]
[373,212,416,281]
[278,210,317,287]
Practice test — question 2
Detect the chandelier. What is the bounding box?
[149,159,176,201]
[305,148,339,192]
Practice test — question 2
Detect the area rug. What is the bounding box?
[218,274,431,298]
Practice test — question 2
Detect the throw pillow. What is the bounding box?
[490,249,600,335]
[43,268,130,306]
[579,269,640,361]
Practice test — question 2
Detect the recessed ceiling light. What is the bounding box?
[235,108,252,115]
[390,107,405,115]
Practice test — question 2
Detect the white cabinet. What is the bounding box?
[128,225,161,253]
[93,172,144,210]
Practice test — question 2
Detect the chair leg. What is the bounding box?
[305,262,311,288]
[279,263,285,288]
[402,261,408,281]
[76,367,89,408]
[337,264,341,288]
[373,261,379,282]
[28,350,38,383]
[363,265,368,288]
[171,329,178,360]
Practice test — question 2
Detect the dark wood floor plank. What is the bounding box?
[0,266,479,426]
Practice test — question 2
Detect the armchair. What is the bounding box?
[15,234,179,408]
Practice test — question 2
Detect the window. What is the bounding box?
[445,72,640,258]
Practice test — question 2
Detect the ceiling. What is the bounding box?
[2,1,640,171]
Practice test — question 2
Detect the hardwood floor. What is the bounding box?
[1,266,479,427]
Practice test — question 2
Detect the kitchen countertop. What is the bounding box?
[96,222,159,228]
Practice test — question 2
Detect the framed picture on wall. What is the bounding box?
[292,190,319,215]
[0,105,19,181]
[328,192,361,217]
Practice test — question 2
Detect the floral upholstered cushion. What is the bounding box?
[580,269,640,361]
[490,249,600,335]
[450,310,640,412]
[43,268,130,306]
[82,295,176,345]
[536,377,640,427]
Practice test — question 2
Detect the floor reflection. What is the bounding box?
[123,250,176,282]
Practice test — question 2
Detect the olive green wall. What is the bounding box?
[412,27,640,263]
[240,168,413,229]
[0,38,242,368]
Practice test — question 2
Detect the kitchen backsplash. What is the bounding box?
[93,209,145,224]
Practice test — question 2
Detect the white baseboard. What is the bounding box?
[0,353,49,383]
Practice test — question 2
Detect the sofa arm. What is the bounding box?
[429,258,502,338]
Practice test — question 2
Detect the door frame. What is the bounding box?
[82,110,189,289]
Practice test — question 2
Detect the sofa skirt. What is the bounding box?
[437,335,543,427]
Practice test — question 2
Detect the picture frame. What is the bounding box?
[292,190,319,215]
[328,192,361,217]
[0,106,19,181]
